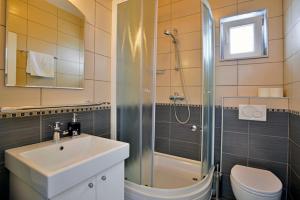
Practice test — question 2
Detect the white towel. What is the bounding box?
[26,51,55,78]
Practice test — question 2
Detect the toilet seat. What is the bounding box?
[230,165,282,199]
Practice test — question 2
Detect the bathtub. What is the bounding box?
[125,153,213,200]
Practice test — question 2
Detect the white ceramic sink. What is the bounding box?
[5,134,129,199]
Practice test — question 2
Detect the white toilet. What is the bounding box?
[230,165,282,200]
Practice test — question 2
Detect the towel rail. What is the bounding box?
[18,50,58,60]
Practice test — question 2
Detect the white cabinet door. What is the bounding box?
[96,162,124,200]
[52,177,97,200]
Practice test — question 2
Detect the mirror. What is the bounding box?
[5,0,84,89]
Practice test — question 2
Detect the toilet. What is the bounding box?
[230,165,282,200]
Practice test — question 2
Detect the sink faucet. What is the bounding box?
[49,122,69,142]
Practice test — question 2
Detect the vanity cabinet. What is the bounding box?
[52,163,124,200]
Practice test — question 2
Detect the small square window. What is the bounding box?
[220,10,268,61]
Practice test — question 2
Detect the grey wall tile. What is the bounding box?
[290,140,300,177]
[156,105,171,122]
[223,110,249,134]
[222,153,247,175]
[170,123,201,144]
[215,107,222,128]
[0,117,40,164]
[290,113,300,146]
[223,131,248,157]
[288,168,300,199]
[78,111,93,134]
[248,158,288,188]
[155,122,170,138]
[249,135,288,163]
[249,112,288,137]
[170,140,200,160]
[215,127,221,150]
[94,110,110,136]
[171,106,201,125]
[155,138,170,154]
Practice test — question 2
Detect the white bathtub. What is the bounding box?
[125,153,213,200]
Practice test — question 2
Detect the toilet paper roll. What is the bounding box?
[258,88,270,97]
[270,88,283,98]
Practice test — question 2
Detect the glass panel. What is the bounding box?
[116,0,156,186]
[230,24,255,54]
[201,3,215,177]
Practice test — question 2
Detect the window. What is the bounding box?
[220,10,268,60]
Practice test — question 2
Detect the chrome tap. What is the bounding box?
[49,122,69,142]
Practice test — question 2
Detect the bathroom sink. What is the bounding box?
[5,134,129,199]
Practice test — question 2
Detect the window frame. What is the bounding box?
[220,9,268,61]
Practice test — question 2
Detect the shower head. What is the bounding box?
[164,30,177,44]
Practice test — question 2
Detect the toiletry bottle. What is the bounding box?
[68,113,81,136]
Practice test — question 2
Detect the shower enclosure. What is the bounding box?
[111,0,215,199]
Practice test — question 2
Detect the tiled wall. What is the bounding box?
[219,108,289,199]
[155,104,202,160]
[0,0,112,107]
[210,0,284,106]
[0,108,110,199]
[283,0,300,199]
[7,0,84,87]
[156,0,202,105]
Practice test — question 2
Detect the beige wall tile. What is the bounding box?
[58,19,81,38]
[57,73,80,88]
[157,37,171,53]
[238,63,283,86]
[95,28,111,56]
[176,32,201,51]
[171,68,202,86]
[215,86,238,105]
[57,46,80,62]
[8,0,28,18]
[96,3,111,33]
[238,0,283,18]
[7,14,27,35]
[158,4,171,22]
[27,37,57,56]
[250,98,289,110]
[209,0,236,10]
[0,70,41,106]
[41,80,94,106]
[213,5,237,27]
[158,0,171,7]
[96,0,112,10]
[58,32,80,50]
[84,51,95,80]
[0,0,5,26]
[157,21,171,38]
[27,74,56,87]
[0,25,4,69]
[156,86,171,103]
[28,21,57,43]
[216,65,238,86]
[238,85,284,97]
[172,0,201,19]
[16,68,26,85]
[94,81,110,103]
[94,54,110,81]
[84,23,95,52]
[171,50,202,68]
[28,0,57,15]
[172,14,201,35]
[57,60,80,75]
[269,16,283,40]
[28,5,57,29]
[156,69,170,86]
[157,53,171,69]
[68,0,95,25]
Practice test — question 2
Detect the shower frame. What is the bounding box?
[111,0,215,187]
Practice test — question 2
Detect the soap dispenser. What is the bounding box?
[68,113,81,136]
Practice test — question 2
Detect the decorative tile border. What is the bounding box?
[156,103,201,107]
[0,103,111,119]
[290,110,300,116]
[222,106,289,113]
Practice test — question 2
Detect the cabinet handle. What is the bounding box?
[88,183,94,188]
[101,176,107,181]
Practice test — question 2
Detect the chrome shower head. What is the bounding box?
[164,30,177,44]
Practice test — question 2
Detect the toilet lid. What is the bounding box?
[231,165,282,195]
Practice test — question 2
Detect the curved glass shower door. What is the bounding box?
[115,0,157,186]
[201,1,215,177]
